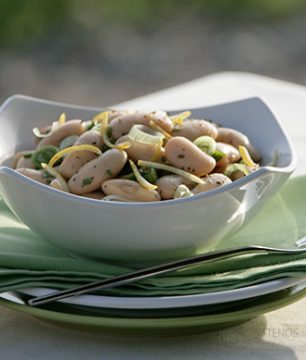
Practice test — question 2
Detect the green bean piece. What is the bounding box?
[193,136,216,155]
[31,145,59,169]
[59,135,79,150]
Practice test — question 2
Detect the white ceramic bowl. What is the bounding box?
[0,95,297,265]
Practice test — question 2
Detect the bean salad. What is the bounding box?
[13,110,261,202]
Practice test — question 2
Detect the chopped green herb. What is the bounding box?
[23,152,34,159]
[101,144,111,152]
[81,176,94,187]
[140,167,158,184]
[105,169,113,177]
[121,173,136,181]
[42,170,55,184]
[106,126,112,138]
[83,120,94,131]
[212,150,225,161]
[31,145,59,169]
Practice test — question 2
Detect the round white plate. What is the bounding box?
[19,276,306,310]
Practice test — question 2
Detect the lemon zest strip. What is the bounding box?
[57,112,66,125]
[149,121,172,140]
[239,145,257,168]
[48,145,102,167]
[100,112,131,150]
[170,111,191,126]
[41,163,69,192]
[92,111,111,124]
[129,160,158,190]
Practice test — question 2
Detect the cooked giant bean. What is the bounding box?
[37,120,85,148]
[13,109,261,201]
[214,142,241,172]
[102,179,161,202]
[165,136,216,176]
[59,130,103,178]
[156,175,194,200]
[16,168,50,184]
[68,149,127,195]
[173,119,218,141]
[15,155,35,169]
[50,178,68,192]
[110,111,173,140]
[116,134,166,162]
[12,151,34,169]
[192,173,232,194]
[216,128,261,162]
[81,191,105,200]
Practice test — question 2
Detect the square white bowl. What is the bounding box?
[0,95,297,265]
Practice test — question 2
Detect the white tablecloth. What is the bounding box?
[1,72,306,359]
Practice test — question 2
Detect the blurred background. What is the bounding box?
[1,0,306,106]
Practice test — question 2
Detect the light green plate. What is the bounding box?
[1,281,305,337]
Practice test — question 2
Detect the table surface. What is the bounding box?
[1,72,306,359]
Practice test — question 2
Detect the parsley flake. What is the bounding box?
[105,169,113,177]
[81,176,94,187]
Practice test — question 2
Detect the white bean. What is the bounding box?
[156,175,194,200]
[50,178,68,192]
[37,120,85,148]
[81,191,105,200]
[102,179,161,202]
[165,136,216,176]
[173,119,218,141]
[12,151,34,169]
[16,168,49,184]
[116,135,165,162]
[110,111,173,140]
[59,130,103,178]
[217,128,261,162]
[215,142,241,172]
[68,149,127,194]
[192,173,232,194]
[15,156,35,169]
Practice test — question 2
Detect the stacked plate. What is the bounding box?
[1,276,306,336]
[0,170,306,336]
